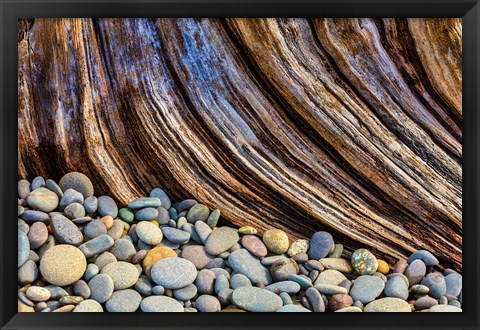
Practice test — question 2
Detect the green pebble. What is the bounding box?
[119,208,134,223]
[411,284,429,294]
[84,264,99,282]
[328,244,343,258]
[238,226,257,235]
[127,197,161,210]
[207,209,221,228]
[186,204,210,223]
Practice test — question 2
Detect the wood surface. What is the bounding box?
[17,18,462,270]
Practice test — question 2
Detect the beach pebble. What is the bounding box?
[328,294,353,311]
[142,246,177,276]
[384,276,409,300]
[101,261,140,290]
[196,295,221,312]
[263,229,289,254]
[228,249,272,285]
[161,226,190,244]
[195,269,216,295]
[205,227,239,255]
[73,280,91,299]
[40,245,86,286]
[18,260,38,285]
[50,213,83,246]
[270,258,299,281]
[27,187,59,212]
[408,250,439,267]
[73,299,103,312]
[134,276,153,296]
[231,286,282,312]
[151,257,197,289]
[59,189,84,210]
[88,274,114,303]
[276,305,311,312]
[20,210,49,223]
[135,207,159,221]
[26,286,51,302]
[106,289,141,312]
[110,239,136,262]
[18,179,31,199]
[84,219,107,239]
[429,304,462,312]
[314,269,347,286]
[404,259,426,286]
[194,221,212,243]
[237,226,257,235]
[174,284,198,301]
[176,199,197,212]
[349,275,385,304]
[150,188,171,210]
[135,221,163,245]
[18,230,30,268]
[287,239,309,257]
[364,297,411,312]
[314,284,348,295]
[206,209,220,228]
[414,296,438,310]
[445,273,462,297]
[351,248,378,275]
[128,197,162,210]
[266,281,301,294]
[83,196,98,214]
[140,296,184,312]
[78,234,114,258]
[421,272,447,299]
[27,222,48,249]
[320,258,353,273]
[308,231,334,259]
[305,287,325,312]
[186,204,210,223]
[241,235,268,258]
[181,245,215,270]
[287,274,312,290]
[97,196,118,218]
[59,172,94,198]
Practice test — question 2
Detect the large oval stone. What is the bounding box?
[26,187,59,212]
[39,245,87,286]
[140,296,184,312]
[228,249,272,285]
[150,257,197,289]
[364,297,411,312]
[205,227,239,255]
[50,213,83,246]
[231,286,282,312]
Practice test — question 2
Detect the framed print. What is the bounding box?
[1,0,479,329]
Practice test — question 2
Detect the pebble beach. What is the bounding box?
[18,172,462,312]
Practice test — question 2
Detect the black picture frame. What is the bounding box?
[1,0,478,329]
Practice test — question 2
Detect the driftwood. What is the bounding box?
[18,18,462,270]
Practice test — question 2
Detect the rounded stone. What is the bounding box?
[328,294,353,311]
[429,304,462,312]
[364,297,411,312]
[196,295,221,312]
[101,261,140,290]
[262,229,289,254]
[18,179,31,199]
[195,269,216,295]
[143,246,177,276]
[319,258,353,273]
[88,274,114,303]
[411,284,430,294]
[27,222,47,250]
[18,260,38,285]
[408,250,439,267]
[314,284,348,295]
[266,281,301,294]
[238,226,257,235]
[230,274,252,289]
[384,276,409,300]
[414,296,438,310]
[96,196,118,218]
[161,226,190,244]
[445,273,462,297]
[174,284,198,301]
[421,272,447,299]
[78,234,114,258]
[228,249,272,285]
[176,199,198,212]
[26,286,51,302]
[305,287,325,312]
[287,239,310,257]
[349,275,385,304]
[351,248,378,275]
[128,197,162,210]
[394,259,408,274]
[277,305,312,312]
[241,235,268,258]
[26,188,59,212]
[287,274,312,290]
[194,221,212,243]
[20,210,49,223]
[328,243,344,258]
[150,188,172,210]
[73,299,103,312]
[83,196,98,214]
[156,207,170,225]
[205,227,239,255]
[206,209,221,228]
[151,257,197,289]
[135,221,163,245]
[404,259,427,286]
[110,239,136,262]
[63,203,85,220]
[270,258,299,282]
[308,231,334,260]
[18,230,30,268]
[135,276,153,296]
[135,207,159,221]
[31,176,46,190]
[140,296,184,312]
[314,269,347,286]
[59,172,94,198]
[106,289,141,312]
[40,245,87,286]
[118,208,134,223]
[84,219,107,239]
[50,213,83,246]
[181,245,215,270]
[59,189,84,210]
[186,203,210,223]
[231,286,283,312]
[376,260,390,274]
[73,280,91,299]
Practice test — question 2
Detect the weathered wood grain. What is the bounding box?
[18,18,462,270]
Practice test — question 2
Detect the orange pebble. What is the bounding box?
[101,216,114,229]
[150,220,159,227]
[376,259,390,274]
[47,225,52,234]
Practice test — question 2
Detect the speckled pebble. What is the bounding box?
[101,261,140,290]
[88,274,114,303]
[263,229,289,254]
[140,295,184,312]
[364,297,411,312]
[231,286,283,312]
[40,245,86,286]
[26,286,51,302]
[106,289,141,312]
[351,248,378,275]
[151,257,197,289]
[287,239,309,257]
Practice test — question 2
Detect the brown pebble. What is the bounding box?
[328,294,353,311]
[101,216,114,230]
[53,305,75,312]
[131,250,147,264]
[393,260,408,274]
